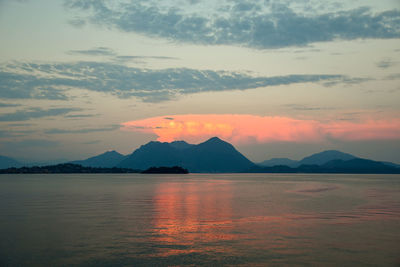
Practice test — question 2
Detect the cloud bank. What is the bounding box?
[0,107,80,121]
[121,114,400,144]
[64,0,400,49]
[44,125,119,134]
[0,61,357,102]
[67,47,178,63]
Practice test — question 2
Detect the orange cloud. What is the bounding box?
[121,114,400,144]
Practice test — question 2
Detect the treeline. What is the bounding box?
[0,163,140,174]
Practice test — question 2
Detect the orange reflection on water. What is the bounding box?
[150,180,235,256]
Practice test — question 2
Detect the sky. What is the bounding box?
[0,0,399,163]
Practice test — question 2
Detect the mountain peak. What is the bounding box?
[202,136,226,144]
[198,137,233,149]
[103,150,120,155]
[171,140,188,144]
[208,136,223,141]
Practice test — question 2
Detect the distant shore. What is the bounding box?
[0,164,191,174]
[1,162,399,174]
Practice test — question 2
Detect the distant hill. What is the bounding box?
[381,161,400,168]
[319,158,399,173]
[258,150,358,168]
[299,150,356,165]
[70,150,126,168]
[0,155,22,169]
[250,158,400,174]
[259,158,299,167]
[118,137,256,173]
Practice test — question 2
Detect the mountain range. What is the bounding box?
[1,137,399,173]
[259,150,357,167]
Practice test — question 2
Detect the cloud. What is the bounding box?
[0,107,80,121]
[67,47,179,63]
[68,17,86,28]
[113,55,179,63]
[6,123,33,127]
[376,59,397,69]
[0,70,69,100]
[65,114,98,118]
[68,47,116,56]
[1,61,364,102]
[44,124,119,134]
[384,73,400,80]
[284,104,335,111]
[0,102,20,107]
[121,114,400,144]
[0,129,36,137]
[64,0,400,49]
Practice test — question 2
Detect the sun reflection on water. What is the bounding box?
[150,180,236,256]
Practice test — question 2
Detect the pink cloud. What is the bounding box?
[121,114,400,144]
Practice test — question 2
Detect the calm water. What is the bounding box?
[0,174,399,266]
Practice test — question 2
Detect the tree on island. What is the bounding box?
[141,166,189,174]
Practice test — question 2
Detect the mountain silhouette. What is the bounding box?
[319,158,398,173]
[0,155,22,169]
[299,150,356,165]
[251,157,399,174]
[70,150,126,168]
[3,139,398,174]
[118,137,255,172]
[258,150,357,168]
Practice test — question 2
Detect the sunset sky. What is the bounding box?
[0,0,399,163]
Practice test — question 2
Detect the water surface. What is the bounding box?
[0,174,399,266]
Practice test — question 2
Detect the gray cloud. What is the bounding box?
[44,124,120,134]
[284,104,335,111]
[1,61,365,102]
[64,0,400,49]
[68,47,179,63]
[0,107,81,121]
[65,114,98,118]
[68,17,86,28]
[6,123,33,127]
[113,55,179,63]
[68,47,116,56]
[0,129,36,138]
[376,59,397,69]
[384,73,400,80]
[0,102,20,107]
[0,69,69,100]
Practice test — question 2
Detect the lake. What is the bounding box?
[0,174,399,266]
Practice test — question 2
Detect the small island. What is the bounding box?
[141,166,189,174]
